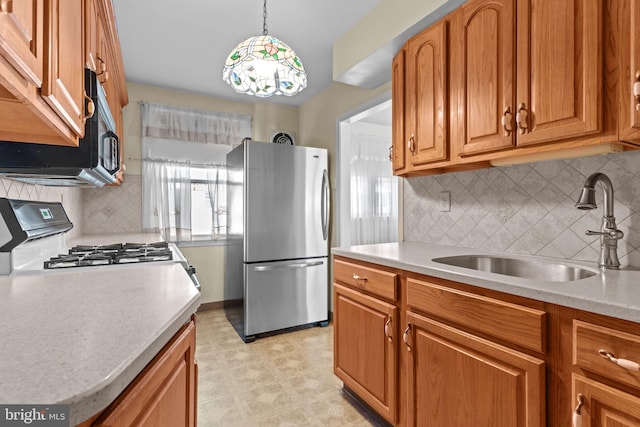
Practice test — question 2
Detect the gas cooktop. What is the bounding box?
[44,242,173,269]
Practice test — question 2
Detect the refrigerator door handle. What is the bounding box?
[253,261,324,272]
[321,169,330,241]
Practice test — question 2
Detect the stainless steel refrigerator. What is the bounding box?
[224,141,329,342]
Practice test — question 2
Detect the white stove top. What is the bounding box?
[3,232,188,276]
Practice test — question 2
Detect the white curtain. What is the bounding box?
[141,102,251,242]
[350,132,398,245]
[143,159,192,242]
[207,166,226,240]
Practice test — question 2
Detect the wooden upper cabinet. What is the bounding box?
[515,0,602,147]
[391,48,406,173]
[41,0,85,138]
[456,0,515,156]
[0,0,44,87]
[405,20,448,167]
[619,0,640,143]
[85,0,99,72]
[455,0,602,157]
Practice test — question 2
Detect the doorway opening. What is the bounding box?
[337,94,399,248]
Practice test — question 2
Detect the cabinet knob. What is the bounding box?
[515,103,528,134]
[501,106,513,136]
[572,394,585,427]
[388,145,393,162]
[634,71,640,112]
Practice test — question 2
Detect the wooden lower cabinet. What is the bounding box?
[333,257,640,426]
[572,375,640,427]
[334,283,398,424]
[405,311,545,427]
[79,320,197,427]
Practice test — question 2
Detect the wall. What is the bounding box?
[403,150,640,267]
[0,177,83,240]
[298,81,392,249]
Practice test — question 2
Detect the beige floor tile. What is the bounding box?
[195,309,381,427]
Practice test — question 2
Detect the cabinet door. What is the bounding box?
[404,312,545,427]
[42,0,85,138]
[334,283,398,424]
[392,48,407,173]
[456,0,515,156]
[619,0,640,143]
[84,0,98,71]
[515,0,601,146]
[0,0,44,87]
[93,321,197,427]
[405,20,448,167]
[572,375,640,427]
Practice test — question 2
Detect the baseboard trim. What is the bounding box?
[197,301,225,312]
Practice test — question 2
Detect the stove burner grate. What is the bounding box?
[44,242,173,269]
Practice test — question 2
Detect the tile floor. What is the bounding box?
[195,309,380,426]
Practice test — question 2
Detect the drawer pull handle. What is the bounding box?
[403,324,412,352]
[598,349,640,371]
[384,316,393,343]
[572,394,585,427]
[352,273,368,283]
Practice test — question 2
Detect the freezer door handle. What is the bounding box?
[321,169,330,241]
[253,261,324,272]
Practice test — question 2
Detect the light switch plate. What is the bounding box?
[439,191,451,212]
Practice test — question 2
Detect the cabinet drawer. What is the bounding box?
[406,278,546,353]
[334,260,398,301]
[573,320,640,389]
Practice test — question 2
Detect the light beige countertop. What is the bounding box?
[0,260,200,425]
[333,241,640,323]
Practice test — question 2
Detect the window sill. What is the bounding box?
[175,239,228,248]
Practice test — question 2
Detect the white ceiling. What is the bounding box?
[112,0,382,107]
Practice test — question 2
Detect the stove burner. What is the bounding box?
[115,249,173,264]
[69,244,123,255]
[123,242,169,251]
[44,253,113,269]
[44,242,173,269]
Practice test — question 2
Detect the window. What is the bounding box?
[140,102,250,243]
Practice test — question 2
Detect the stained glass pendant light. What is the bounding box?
[222,0,307,98]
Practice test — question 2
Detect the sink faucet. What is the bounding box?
[575,172,624,270]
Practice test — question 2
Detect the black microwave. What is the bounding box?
[0,69,120,187]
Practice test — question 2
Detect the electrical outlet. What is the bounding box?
[439,191,451,212]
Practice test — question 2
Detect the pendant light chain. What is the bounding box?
[262,0,268,36]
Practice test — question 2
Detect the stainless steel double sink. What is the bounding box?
[432,254,598,282]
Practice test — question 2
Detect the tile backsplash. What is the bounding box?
[0,177,83,239]
[403,150,640,267]
[82,174,142,234]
